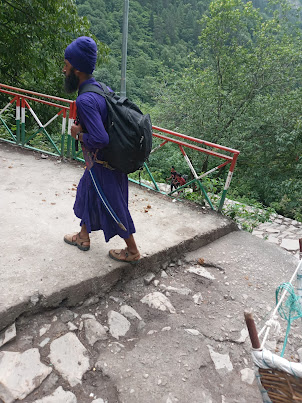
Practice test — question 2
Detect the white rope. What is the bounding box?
[89,170,119,225]
[259,259,302,349]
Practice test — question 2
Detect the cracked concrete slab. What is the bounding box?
[0,143,237,331]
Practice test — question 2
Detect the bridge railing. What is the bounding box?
[0,83,76,157]
[0,83,239,211]
[129,126,240,212]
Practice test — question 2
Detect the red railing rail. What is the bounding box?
[146,126,240,211]
[0,83,75,156]
[0,83,240,211]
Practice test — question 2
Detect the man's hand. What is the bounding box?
[71,123,83,140]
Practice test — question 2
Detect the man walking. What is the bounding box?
[63,36,140,264]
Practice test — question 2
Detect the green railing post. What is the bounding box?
[168,177,214,210]
[16,120,20,144]
[67,134,71,158]
[61,133,65,156]
[217,165,237,212]
[196,179,214,210]
[0,116,16,141]
[144,162,160,191]
[218,189,228,212]
[71,137,76,159]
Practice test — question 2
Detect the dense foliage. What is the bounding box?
[152,0,302,220]
[76,0,211,103]
[0,0,108,97]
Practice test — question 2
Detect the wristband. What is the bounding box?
[75,132,82,141]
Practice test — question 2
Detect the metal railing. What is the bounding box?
[129,126,240,211]
[0,83,75,157]
[0,83,240,211]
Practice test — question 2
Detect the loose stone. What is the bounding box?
[39,324,51,337]
[147,330,158,335]
[82,296,99,307]
[68,322,78,331]
[192,292,203,304]
[280,238,299,251]
[48,332,90,387]
[33,386,77,403]
[81,313,96,320]
[184,329,200,336]
[207,345,233,373]
[30,292,40,306]
[187,266,215,280]
[235,329,249,343]
[120,305,142,320]
[140,292,176,313]
[0,323,16,348]
[144,272,156,285]
[60,310,75,323]
[240,368,255,385]
[0,348,52,403]
[108,311,131,339]
[84,318,108,346]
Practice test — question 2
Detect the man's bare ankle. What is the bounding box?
[128,249,139,256]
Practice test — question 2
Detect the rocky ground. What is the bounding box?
[0,232,301,403]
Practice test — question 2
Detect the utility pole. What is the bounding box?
[121,0,129,97]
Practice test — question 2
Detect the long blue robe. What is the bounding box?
[73,78,136,242]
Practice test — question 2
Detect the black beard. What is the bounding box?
[64,68,80,93]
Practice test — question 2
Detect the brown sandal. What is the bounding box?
[109,248,140,264]
[64,232,90,251]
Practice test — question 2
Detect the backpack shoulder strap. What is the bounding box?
[99,82,111,95]
[78,82,122,105]
[78,82,106,97]
[99,83,127,104]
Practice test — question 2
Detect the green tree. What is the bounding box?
[0,0,107,97]
[76,0,211,102]
[153,0,302,219]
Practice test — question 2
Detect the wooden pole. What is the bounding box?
[244,311,261,349]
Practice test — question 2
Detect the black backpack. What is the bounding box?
[78,82,152,174]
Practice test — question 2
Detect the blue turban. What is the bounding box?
[64,36,97,74]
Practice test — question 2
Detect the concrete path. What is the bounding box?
[0,143,236,331]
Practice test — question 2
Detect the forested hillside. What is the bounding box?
[76,0,212,104]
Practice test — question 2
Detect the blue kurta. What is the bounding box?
[73,78,136,242]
